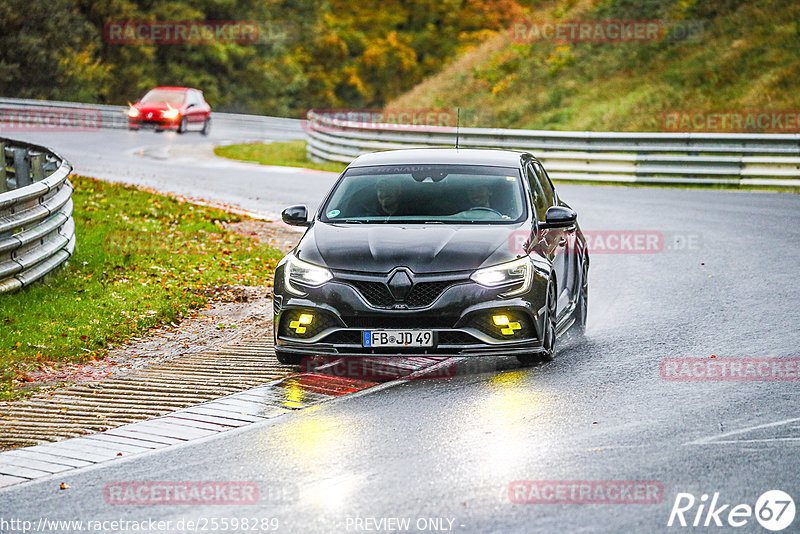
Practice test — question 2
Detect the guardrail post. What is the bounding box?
[0,141,7,193]
[30,153,45,181]
[13,148,31,188]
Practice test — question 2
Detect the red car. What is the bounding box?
[127,87,211,134]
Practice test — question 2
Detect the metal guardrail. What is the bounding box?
[0,97,303,137]
[305,111,800,186]
[0,138,75,293]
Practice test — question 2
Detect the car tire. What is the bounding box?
[517,278,557,366]
[201,118,211,136]
[276,350,304,366]
[574,255,588,336]
[178,117,188,134]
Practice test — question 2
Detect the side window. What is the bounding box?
[187,91,199,106]
[534,162,556,207]
[526,164,548,221]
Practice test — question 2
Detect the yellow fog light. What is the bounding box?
[289,313,314,334]
[501,322,521,335]
[493,314,521,335]
[493,315,510,326]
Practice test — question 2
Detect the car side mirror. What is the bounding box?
[540,206,577,229]
[282,205,311,227]
[186,103,196,108]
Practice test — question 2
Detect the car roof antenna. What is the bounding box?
[455,107,460,150]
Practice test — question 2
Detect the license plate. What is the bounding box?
[363,330,434,348]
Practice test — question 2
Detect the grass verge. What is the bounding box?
[214,140,346,173]
[0,176,284,400]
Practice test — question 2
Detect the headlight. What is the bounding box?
[470,256,533,297]
[161,108,179,119]
[284,255,332,295]
[127,107,139,118]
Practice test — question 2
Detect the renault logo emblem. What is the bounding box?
[387,270,412,300]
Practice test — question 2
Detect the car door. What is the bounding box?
[525,162,562,299]
[185,90,202,125]
[531,161,573,319]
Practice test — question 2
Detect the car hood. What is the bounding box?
[134,102,181,113]
[295,222,529,274]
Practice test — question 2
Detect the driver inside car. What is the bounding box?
[466,183,493,210]
[375,178,404,216]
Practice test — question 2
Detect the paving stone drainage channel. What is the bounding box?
[0,339,460,489]
[0,334,286,452]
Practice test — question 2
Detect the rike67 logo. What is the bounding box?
[668,490,796,531]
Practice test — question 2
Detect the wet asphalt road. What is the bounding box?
[4,119,325,218]
[1,128,800,533]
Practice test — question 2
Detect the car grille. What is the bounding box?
[350,281,394,307]
[320,331,363,344]
[346,279,462,308]
[342,316,458,329]
[436,331,479,345]
[407,281,454,307]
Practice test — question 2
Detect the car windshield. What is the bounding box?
[140,90,185,105]
[320,164,526,224]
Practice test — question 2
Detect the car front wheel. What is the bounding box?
[178,117,188,134]
[517,278,556,366]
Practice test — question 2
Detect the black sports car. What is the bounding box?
[273,148,589,366]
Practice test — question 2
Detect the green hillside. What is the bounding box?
[388,0,800,132]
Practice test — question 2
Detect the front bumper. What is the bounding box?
[273,266,549,358]
[128,118,179,130]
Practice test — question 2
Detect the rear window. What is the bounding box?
[320,164,526,224]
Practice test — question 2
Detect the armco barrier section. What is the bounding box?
[0,138,75,293]
[304,111,800,186]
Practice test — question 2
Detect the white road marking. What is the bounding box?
[686,416,800,445]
